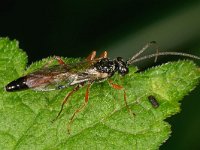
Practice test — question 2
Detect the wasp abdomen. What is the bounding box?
[5,76,29,92]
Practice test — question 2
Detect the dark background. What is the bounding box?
[1,0,200,149]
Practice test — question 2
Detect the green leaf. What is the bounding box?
[0,37,200,150]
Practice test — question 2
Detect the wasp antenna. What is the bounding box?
[127,41,159,65]
[127,52,200,65]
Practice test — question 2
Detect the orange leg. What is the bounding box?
[86,51,96,61]
[99,51,108,58]
[54,56,65,65]
[67,83,92,134]
[108,80,135,117]
[44,55,66,67]
[52,85,80,122]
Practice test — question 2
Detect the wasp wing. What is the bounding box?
[25,60,99,91]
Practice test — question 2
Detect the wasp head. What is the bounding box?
[114,57,129,76]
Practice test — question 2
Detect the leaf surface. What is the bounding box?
[0,38,199,150]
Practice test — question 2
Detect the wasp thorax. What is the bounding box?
[94,57,129,76]
[114,57,129,76]
[94,58,116,75]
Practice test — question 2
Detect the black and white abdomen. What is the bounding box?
[5,76,29,92]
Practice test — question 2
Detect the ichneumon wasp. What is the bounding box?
[5,41,200,133]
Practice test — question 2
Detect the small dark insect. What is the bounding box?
[148,95,159,108]
[5,41,200,133]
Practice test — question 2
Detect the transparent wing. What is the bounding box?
[25,60,98,91]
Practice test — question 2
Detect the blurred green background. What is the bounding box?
[0,0,200,149]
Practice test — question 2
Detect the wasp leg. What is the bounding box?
[67,83,92,134]
[52,85,80,123]
[54,56,65,65]
[108,80,135,117]
[44,55,66,68]
[86,51,96,61]
[99,51,108,58]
